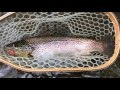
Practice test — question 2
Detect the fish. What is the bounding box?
[4,37,111,60]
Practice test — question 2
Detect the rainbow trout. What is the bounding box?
[5,37,109,59]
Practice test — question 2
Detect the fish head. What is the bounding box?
[4,45,33,58]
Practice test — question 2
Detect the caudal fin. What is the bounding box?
[102,35,115,57]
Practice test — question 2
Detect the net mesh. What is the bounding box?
[0,12,115,70]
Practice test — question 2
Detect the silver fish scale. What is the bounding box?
[0,12,114,69]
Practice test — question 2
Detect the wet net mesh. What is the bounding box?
[0,12,115,69]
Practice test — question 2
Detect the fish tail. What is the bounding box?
[101,35,115,57]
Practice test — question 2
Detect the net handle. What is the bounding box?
[0,12,16,21]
